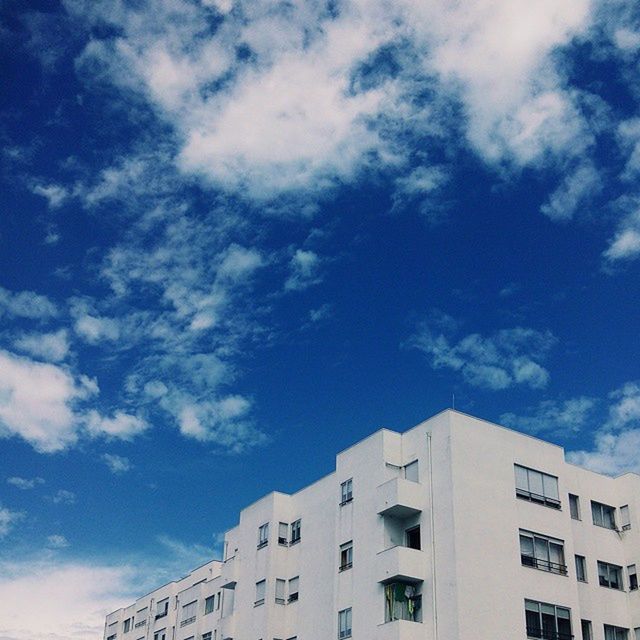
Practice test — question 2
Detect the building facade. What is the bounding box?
[104,410,640,640]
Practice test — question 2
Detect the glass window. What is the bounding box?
[514,465,561,509]
[288,576,299,602]
[592,501,616,529]
[406,525,421,550]
[340,479,353,505]
[275,578,286,604]
[258,523,269,548]
[525,600,572,640]
[519,530,566,574]
[340,541,353,571]
[156,599,168,619]
[181,601,197,627]
[581,620,593,640]
[338,608,352,639]
[575,555,587,582]
[384,583,422,623]
[569,494,580,520]
[255,580,266,605]
[628,564,638,591]
[278,522,289,545]
[202,633,212,640]
[290,519,301,544]
[404,460,419,482]
[598,561,623,590]
[604,625,629,640]
[204,596,214,615]
[123,618,132,633]
[621,505,631,530]
[154,631,166,640]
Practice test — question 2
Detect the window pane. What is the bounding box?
[404,460,419,482]
[543,474,559,500]
[535,537,550,562]
[550,542,564,566]
[592,502,603,526]
[515,465,529,491]
[529,470,544,496]
[520,535,534,556]
[569,494,580,519]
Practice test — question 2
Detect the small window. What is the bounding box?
[339,541,353,571]
[338,608,352,639]
[107,636,116,640]
[591,501,616,529]
[290,519,301,544]
[621,505,631,530]
[156,599,168,619]
[204,595,214,615]
[340,479,353,505]
[288,576,299,602]
[514,464,560,509]
[255,580,266,606]
[278,522,289,545]
[135,608,147,628]
[202,633,212,640]
[581,620,593,640]
[180,600,197,627]
[258,523,269,548]
[154,631,166,640]
[598,561,624,590]
[569,494,580,520]
[275,578,286,604]
[123,618,132,633]
[406,525,421,550]
[575,555,587,582]
[604,625,629,640]
[628,564,637,591]
[519,530,566,575]
[404,460,419,482]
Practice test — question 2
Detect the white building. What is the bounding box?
[104,410,640,640]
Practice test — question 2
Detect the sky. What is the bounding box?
[1,0,640,637]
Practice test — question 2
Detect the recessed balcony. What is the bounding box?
[376,478,423,518]
[221,556,237,589]
[376,619,425,640]
[377,546,427,584]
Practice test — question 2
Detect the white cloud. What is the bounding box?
[217,244,264,281]
[603,224,640,263]
[30,182,69,209]
[410,322,556,390]
[86,411,148,441]
[50,490,76,505]
[46,535,69,549]
[0,350,97,453]
[0,557,136,640]
[0,506,24,538]
[13,329,70,362]
[284,249,323,291]
[567,429,640,476]
[74,314,121,344]
[501,397,596,436]
[6,476,45,490]
[540,163,602,221]
[0,287,58,321]
[101,453,132,475]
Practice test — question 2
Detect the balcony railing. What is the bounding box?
[154,611,167,620]
[516,488,561,509]
[521,555,568,575]
[526,626,573,640]
[180,617,195,627]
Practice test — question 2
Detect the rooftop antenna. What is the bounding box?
[452,392,455,410]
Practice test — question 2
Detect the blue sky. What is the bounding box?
[1,0,640,637]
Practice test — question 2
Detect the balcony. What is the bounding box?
[376,478,423,518]
[376,619,425,640]
[221,556,237,589]
[377,546,427,584]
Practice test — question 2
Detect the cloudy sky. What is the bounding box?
[1,0,640,637]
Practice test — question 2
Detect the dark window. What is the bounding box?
[339,541,353,571]
[406,526,421,550]
[525,599,572,640]
[581,620,592,640]
[290,519,301,544]
[340,479,353,505]
[598,561,623,590]
[592,501,616,529]
[519,530,566,575]
[604,625,629,640]
[629,565,638,591]
[575,555,587,582]
[569,494,580,520]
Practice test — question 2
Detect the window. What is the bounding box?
[384,583,422,623]
[575,555,587,582]
[582,620,592,640]
[155,599,168,620]
[154,631,166,640]
[134,608,146,628]
[604,625,629,640]
[621,505,631,530]
[519,530,567,575]
[598,561,623,590]
[340,479,353,505]
[107,636,116,640]
[275,578,286,604]
[629,564,638,590]
[569,494,581,520]
[123,618,132,633]
[288,576,299,602]
[258,523,269,549]
[592,501,616,529]
[515,464,560,509]
[278,522,289,545]
[338,608,352,639]
[202,633,212,640]
[181,600,197,627]
[255,580,266,606]
[404,460,419,482]
[406,525,421,550]
[204,595,214,615]
[525,600,572,640]
[290,519,301,544]
[635,629,640,640]
[339,541,353,571]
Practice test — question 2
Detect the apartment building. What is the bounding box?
[104,409,640,640]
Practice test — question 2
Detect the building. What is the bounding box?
[103,410,640,640]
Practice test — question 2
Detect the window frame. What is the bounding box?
[519,529,567,575]
[288,576,299,603]
[524,599,572,640]
[569,494,581,520]
[514,464,561,509]
[604,625,629,640]
[254,579,266,606]
[591,501,617,530]
[257,522,269,549]
[575,555,587,582]
[338,607,352,639]
[290,519,301,544]
[339,540,353,571]
[598,561,624,590]
[340,479,353,505]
